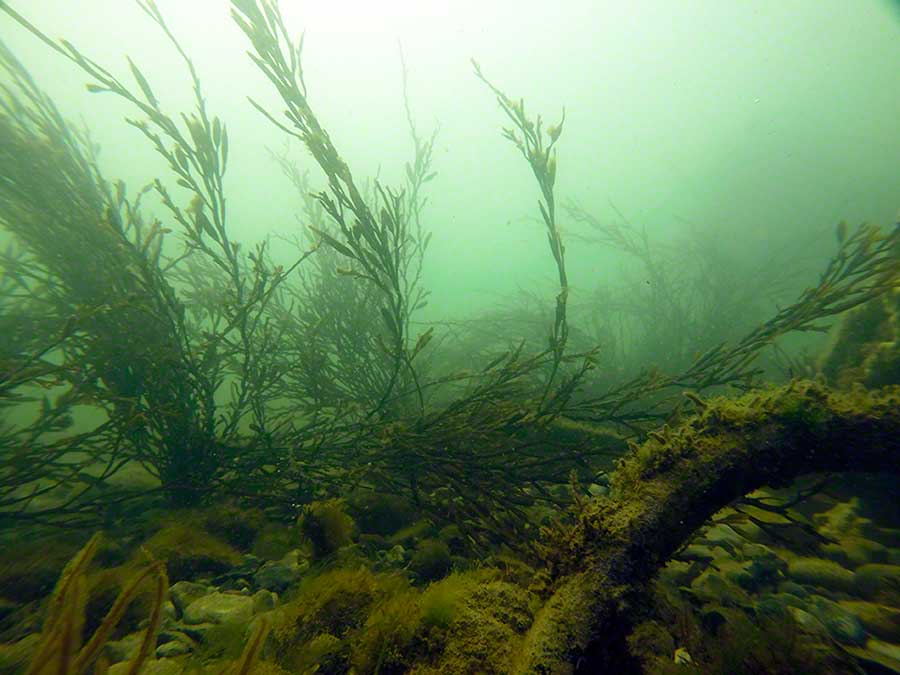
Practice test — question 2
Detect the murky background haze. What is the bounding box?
[2,0,898,322]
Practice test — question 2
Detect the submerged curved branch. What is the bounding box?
[518,381,900,672]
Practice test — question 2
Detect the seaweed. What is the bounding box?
[22,533,167,675]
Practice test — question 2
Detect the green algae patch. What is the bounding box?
[260,564,539,675]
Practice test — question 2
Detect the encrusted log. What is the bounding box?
[516,381,900,673]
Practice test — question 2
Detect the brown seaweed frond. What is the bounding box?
[472,61,573,410]
[24,534,168,675]
[232,0,433,419]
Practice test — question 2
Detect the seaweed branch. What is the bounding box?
[473,61,573,410]
[232,0,431,419]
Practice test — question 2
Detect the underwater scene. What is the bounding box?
[0,0,898,673]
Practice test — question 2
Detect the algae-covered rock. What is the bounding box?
[269,567,383,656]
[389,519,434,547]
[183,592,254,625]
[821,537,889,569]
[789,607,829,637]
[438,524,469,556]
[819,287,900,389]
[721,556,784,593]
[254,550,306,593]
[252,589,278,614]
[299,633,347,674]
[419,574,471,630]
[756,591,807,621]
[814,498,871,541]
[157,628,197,653]
[409,539,453,583]
[659,559,696,588]
[193,503,267,550]
[169,580,210,616]
[838,600,900,643]
[786,557,855,593]
[690,569,751,607]
[808,596,866,646]
[347,491,416,536]
[142,521,242,581]
[156,639,192,658]
[425,578,538,674]
[854,563,900,603]
[297,499,356,559]
[352,590,421,673]
[380,544,407,567]
[777,580,811,598]
[626,620,676,669]
[103,631,144,664]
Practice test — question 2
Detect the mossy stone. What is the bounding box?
[854,564,900,602]
[690,570,751,607]
[786,557,855,593]
[410,539,453,584]
[141,521,242,581]
[822,537,889,568]
[809,596,866,646]
[838,600,900,642]
[194,503,267,550]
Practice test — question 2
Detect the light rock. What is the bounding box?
[183,592,254,625]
